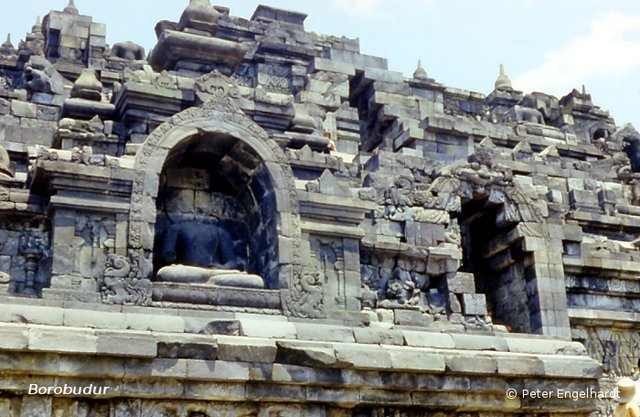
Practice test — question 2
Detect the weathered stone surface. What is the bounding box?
[239,318,297,339]
[0,0,624,415]
[334,344,392,370]
[295,323,355,343]
[353,327,404,345]
[216,336,277,363]
[96,330,157,357]
[403,330,455,349]
[276,340,337,367]
[384,345,446,372]
[445,353,498,374]
[28,326,97,354]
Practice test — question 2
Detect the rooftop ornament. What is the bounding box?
[494,63,512,90]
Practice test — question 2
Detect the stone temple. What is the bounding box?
[0,0,638,416]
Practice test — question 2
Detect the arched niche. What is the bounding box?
[128,99,301,290]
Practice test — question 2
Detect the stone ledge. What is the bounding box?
[0,302,597,359]
[0,348,601,412]
[0,322,602,380]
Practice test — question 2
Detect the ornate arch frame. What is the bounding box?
[127,78,302,291]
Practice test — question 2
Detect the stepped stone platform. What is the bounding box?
[0,295,601,416]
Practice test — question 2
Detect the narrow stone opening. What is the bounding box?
[459,196,536,333]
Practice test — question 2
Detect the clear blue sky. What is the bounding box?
[3,0,640,129]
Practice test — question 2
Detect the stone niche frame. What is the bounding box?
[430,149,572,338]
[127,72,304,303]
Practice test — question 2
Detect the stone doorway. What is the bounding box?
[459,195,536,333]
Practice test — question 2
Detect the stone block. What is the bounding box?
[187,359,250,381]
[28,325,97,354]
[239,318,297,339]
[19,396,51,417]
[10,101,37,118]
[505,337,586,355]
[269,363,312,383]
[276,340,337,367]
[540,356,602,378]
[445,354,497,374]
[0,98,9,115]
[306,386,359,405]
[353,327,404,345]
[310,57,356,76]
[295,323,355,342]
[124,358,187,379]
[244,383,306,402]
[188,319,241,335]
[36,105,60,121]
[57,355,126,378]
[449,334,509,351]
[123,313,184,333]
[569,189,600,211]
[444,272,476,294]
[359,388,412,404]
[216,336,277,363]
[384,345,446,372]
[403,330,455,349]
[334,344,392,370]
[393,309,425,326]
[0,323,28,350]
[448,293,462,313]
[405,222,445,246]
[461,293,487,315]
[496,355,544,375]
[0,255,10,273]
[0,304,64,326]
[96,330,156,357]
[184,381,246,400]
[329,49,388,70]
[63,309,126,329]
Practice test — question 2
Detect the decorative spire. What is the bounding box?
[581,84,587,95]
[494,63,512,90]
[0,34,15,55]
[413,60,428,80]
[63,0,79,15]
[30,16,42,34]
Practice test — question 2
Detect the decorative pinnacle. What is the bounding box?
[413,59,428,80]
[581,84,587,95]
[31,16,42,33]
[2,33,13,49]
[494,63,512,90]
[64,0,79,15]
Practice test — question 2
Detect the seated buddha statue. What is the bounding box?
[156,219,263,289]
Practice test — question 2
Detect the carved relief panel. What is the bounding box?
[74,215,114,279]
[574,325,640,378]
[310,236,345,311]
[0,220,51,297]
[257,62,292,94]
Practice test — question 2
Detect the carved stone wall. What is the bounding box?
[0,1,636,416]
